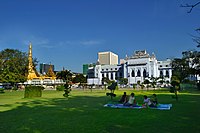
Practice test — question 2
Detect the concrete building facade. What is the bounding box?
[98,51,118,65]
[87,50,172,86]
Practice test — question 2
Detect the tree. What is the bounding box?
[171,58,190,83]
[150,77,159,88]
[0,49,38,84]
[72,74,87,87]
[180,1,200,13]
[106,82,117,100]
[56,70,72,81]
[118,78,128,87]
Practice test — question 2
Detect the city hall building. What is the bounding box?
[87,50,172,85]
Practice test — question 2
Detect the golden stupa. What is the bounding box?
[27,43,56,80]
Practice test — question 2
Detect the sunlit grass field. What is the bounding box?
[0,89,200,133]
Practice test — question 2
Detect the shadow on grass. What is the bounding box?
[0,92,200,133]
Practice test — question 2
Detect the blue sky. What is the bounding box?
[0,0,199,72]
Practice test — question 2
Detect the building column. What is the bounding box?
[113,72,116,80]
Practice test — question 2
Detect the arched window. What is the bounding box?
[111,73,113,80]
[120,72,122,78]
[115,72,118,80]
[160,71,163,77]
[106,73,109,78]
[131,70,135,77]
[143,69,147,77]
[166,70,169,78]
[137,70,141,77]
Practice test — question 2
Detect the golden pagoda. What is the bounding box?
[27,43,39,80]
[27,43,56,80]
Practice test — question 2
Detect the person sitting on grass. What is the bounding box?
[151,94,158,107]
[124,93,136,106]
[119,92,128,104]
[142,95,152,108]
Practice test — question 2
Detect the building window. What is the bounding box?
[120,72,122,78]
[166,65,168,67]
[111,68,112,70]
[137,70,141,77]
[143,69,147,77]
[106,73,109,78]
[115,68,117,70]
[111,73,113,80]
[160,65,162,67]
[131,70,135,77]
[160,71,163,77]
[102,74,104,78]
[166,70,169,78]
[106,69,108,71]
[115,73,118,80]
[102,69,104,71]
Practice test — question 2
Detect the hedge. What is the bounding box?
[24,86,44,98]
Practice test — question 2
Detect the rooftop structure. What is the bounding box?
[98,51,118,65]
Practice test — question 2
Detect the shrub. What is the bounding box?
[24,86,44,98]
[63,82,71,98]
[56,85,65,91]
[197,82,200,90]
[0,88,5,93]
[12,86,18,91]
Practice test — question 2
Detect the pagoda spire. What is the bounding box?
[27,42,38,80]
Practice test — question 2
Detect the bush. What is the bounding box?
[12,86,18,91]
[24,86,44,98]
[56,85,65,91]
[0,88,5,93]
[197,82,200,90]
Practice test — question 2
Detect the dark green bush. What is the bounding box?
[12,86,18,91]
[0,88,5,93]
[24,86,44,98]
[63,82,71,98]
[197,83,200,90]
[56,85,65,91]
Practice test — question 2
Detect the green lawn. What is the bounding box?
[0,89,200,133]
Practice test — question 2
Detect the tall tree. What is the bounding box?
[171,58,190,83]
[118,78,128,87]
[72,74,86,85]
[56,70,73,81]
[0,49,31,84]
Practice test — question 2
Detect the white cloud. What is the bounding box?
[58,40,104,46]
[79,40,103,46]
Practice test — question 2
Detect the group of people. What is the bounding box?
[119,92,158,108]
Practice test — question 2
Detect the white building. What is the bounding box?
[87,50,172,85]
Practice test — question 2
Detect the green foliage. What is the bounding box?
[0,48,38,84]
[24,86,44,98]
[56,85,65,91]
[140,84,145,90]
[132,84,137,89]
[12,86,18,91]
[143,79,150,84]
[72,74,86,86]
[172,50,200,84]
[0,88,4,93]
[63,82,71,98]
[118,78,128,86]
[107,82,117,99]
[102,77,110,85]
[197,82,200,90]
[56,70,72,81]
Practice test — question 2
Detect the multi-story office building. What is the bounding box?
[87,50,172,85]
[98,51,118,65]
[40,63,55,75]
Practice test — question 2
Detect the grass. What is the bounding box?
[0,88,200,133]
